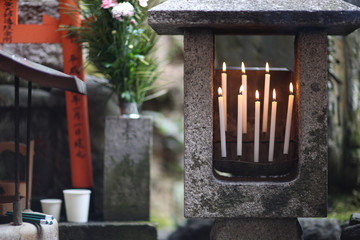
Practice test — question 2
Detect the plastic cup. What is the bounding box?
[40,198,62,221]
[63,189,91,223]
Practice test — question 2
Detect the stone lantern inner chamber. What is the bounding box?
[212,66,296,181]
[149,0,360,219]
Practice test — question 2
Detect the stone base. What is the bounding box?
[59,222,157,240]
[103,116,152,221]
[0,221,58,240]
[210,218,302,240]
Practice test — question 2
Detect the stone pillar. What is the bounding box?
[210,218,302,240]
[183,28,214,217]
[103,116,152,221]
[295,31,328,209]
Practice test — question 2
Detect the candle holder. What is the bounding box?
[213,68,297,181]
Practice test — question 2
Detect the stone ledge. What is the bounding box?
[0,221,58,240]
[59,222,157,240]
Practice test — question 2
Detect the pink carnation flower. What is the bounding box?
[139,0,148,7]
[112,2,135,21]
[101,0,117,9]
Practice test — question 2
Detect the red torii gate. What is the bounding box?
[0,0,93,188]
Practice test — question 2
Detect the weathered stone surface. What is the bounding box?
[184,30,328,218]
[299,218,341,240]
[295,31,328,214]
[210,218,302,240]
[0,220,58,240]
[341,224,360,240]
[2,44,63,71]
[350,213,360,225]
[59,222,157,240]
[17,1,59,24]
[168,219,214,240]
[86,76,120,219]
[0,85,65,108]
[148,0,360,35]
[104,116,152,221]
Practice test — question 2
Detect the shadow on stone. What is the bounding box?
[167,219,214,240]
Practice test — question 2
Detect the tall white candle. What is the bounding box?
[284,82,294,154]
[218,87,227,157]
[221,62,227,131]
[254,90,260,163]
[262,62,270,133]
[268,89,277,162]
[237,86,244,156]
[241,62,247,133]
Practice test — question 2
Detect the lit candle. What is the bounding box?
[254,90,260,163]
[268,89,277,162]
[237,85,244,156]
[241,62,247,133]
[262,62,270,133]
[218,87,227,157]
[221,62,227,131]
[284,82,294,154]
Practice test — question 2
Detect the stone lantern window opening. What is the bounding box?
[212,34,298,181]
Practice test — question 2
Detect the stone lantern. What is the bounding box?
[148,1,360,239]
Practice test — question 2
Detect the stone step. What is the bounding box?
[59,221,157,240]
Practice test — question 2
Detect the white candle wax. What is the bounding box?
[241,62,247,133]
[268,89,277,162]
[222,62,227,131]
[262,62,270,133]
[284,83,294,154]
[218,87,227,157]
[237,86,243,156]
[254,90,260,163]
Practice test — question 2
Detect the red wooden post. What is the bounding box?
[59,0,93,188]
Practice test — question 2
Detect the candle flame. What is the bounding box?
[241,62,245,74]
[266,62,269,73]
[239,85,244,94]
[222,62,226,72]
[290,82,294,94]
[218,87,223,96]
[255,90,259,100]
[273,89,276,100]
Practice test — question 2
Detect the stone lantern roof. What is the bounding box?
[148,0,360,35]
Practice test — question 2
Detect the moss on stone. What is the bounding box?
[104,154,150,220]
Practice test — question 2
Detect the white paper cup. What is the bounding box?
[63,189,91,223]
[40,198,62,221]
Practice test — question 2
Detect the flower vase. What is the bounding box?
[120,102,140,119]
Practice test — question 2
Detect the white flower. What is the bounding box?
[139,0,148,7]
[112,2,135,21]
